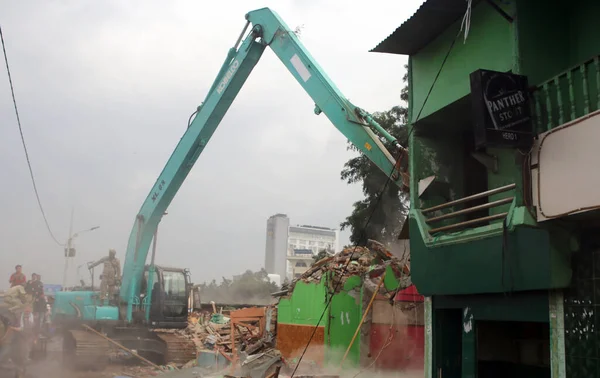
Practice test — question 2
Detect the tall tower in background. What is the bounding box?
[264,213,290,280]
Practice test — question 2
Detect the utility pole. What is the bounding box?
[62,208,74,290]
[62,208,100,291]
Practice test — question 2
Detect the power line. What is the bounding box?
[1,26,64,247]
[408,8,466,142]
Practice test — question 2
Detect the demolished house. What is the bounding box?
[274,239,424,373]
[144,239,423,377]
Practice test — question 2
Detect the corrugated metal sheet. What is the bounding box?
[370,0,481,55]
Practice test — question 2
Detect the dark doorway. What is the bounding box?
[434,309,463,378]
[477,320,550,378]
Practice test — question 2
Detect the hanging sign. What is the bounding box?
[470,69,533,149]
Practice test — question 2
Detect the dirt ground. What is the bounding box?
[1,357,151,378]
[0,352,157,378]
[0,336,161,378]
[0,337,424,378]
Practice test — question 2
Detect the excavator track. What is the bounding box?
[63,329,111,370]
[156,331,197,366]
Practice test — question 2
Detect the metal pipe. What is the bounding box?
[426,197,514,223]
[429,213,508,234]
[357,108,405,151]
[422,183,516,214]
[234,21,251,50]
[200,21,250,104]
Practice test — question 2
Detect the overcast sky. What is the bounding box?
[0,0,419,288]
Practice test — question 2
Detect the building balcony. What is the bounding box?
[530,55,600,223]
[531,55,600,134]
[407,58,600,296]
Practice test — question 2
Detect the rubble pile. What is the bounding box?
[154,305,278,372]
[278,239,411,296]
[145,240,410,376]
[185,312,261,354]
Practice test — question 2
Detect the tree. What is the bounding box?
[340,65,409,246]
[198,268,280,305]
[312,248,331,263]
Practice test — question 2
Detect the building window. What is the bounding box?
[296,262,307,267]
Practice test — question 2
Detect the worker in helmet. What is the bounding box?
[100,249,121,302]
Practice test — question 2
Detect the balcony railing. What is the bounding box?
[532,56,600,133]
[422,184,515,235]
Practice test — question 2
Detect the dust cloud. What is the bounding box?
[284,341,422,378]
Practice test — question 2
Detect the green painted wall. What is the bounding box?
[409,217,572,296]
[568,0,600,64]
[562,232,600,378]
[410,1,514,123]
[277,279,329,326]
[518,0,600,133]
[432,292,550,323]
[328,288,362,367]
[517,0,600,85]
[277,274,364,367]
[516,0,569,86]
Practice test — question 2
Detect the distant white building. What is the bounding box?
[267,274,282,287]
[264,216,339,282]
[286,224,338,280]
[264,214,290,281]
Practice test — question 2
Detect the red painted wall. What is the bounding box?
[368,284,424,372]
[369,324,424,370]
[395,284,424,302]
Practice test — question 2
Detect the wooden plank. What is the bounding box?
[230,307,266,318]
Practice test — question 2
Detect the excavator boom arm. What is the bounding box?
[120,7,406,321]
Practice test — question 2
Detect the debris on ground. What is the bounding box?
[152,304,279,375]
[41,240,413,378]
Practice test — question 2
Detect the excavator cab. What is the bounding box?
[140,265,190,329]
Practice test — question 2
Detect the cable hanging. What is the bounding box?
[1,25,64,246]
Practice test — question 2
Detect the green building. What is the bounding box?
[372,1,600,377]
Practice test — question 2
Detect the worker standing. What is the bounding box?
[100,249,121,301]
[9,265,26,288]
[28,274,46,329]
